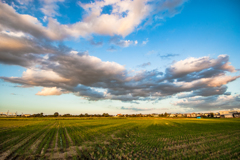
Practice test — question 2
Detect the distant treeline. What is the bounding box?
[25,112,209,118]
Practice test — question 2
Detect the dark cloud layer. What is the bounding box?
[2,51,239,103]
[0,2,52,39]
[1,42,239,104]
[0,32,59,67]
[174,94,240,111]
[177,86,228,98]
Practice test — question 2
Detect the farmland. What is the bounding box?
[0,118,240,160]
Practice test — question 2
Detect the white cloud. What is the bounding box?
[1,32,239,103]
[36,87,63,96]
[69,50,78,55]
[1,30,26,37]
[167,55,236,78]
[43,54,49,60]
[173,94,240,111]
[40,0,64,17]
[0,1,187,40]
[42,16,47,22]
[109,36,137,47]
[75,0,151,37]
[175,75,240,90]
[146,50,156,55]
[118,40,133,47]
[142,38,149,45]
[0,34,28,50]
[20,69,70,85]
[0,3,59,40]
[16,0,33,5]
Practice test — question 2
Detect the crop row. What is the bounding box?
[0,122,55,160]
[0,118,240,159]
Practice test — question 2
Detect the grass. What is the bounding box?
[0,117,239,159]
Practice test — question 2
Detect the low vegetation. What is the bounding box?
[0,117,239,159]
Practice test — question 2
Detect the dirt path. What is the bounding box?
[54,126,59,152]
[50,126,61,159]
[64,128,75,158]
[64,128,73,146]
[0,135,20,147]
[29,123,56,155]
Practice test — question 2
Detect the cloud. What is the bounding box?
[173,94,240,111]
[0,3,37,33]
[36,87,63,96]
[2,0,239,108]
[42,16,47,22]
[89,38,103,46]
[177,85,228,98]
[224,92,231,95]
[158,53,179,59]
[76,0,152,38]
[48,53,126,86]
[1,51,239,103]
[73,85,105,101]
[0,31,58,67]
[146,50,156,55]
[0,0,188,40]
[0,2,66,40]
[1,52,127,100]
[109,36,135,47]
[103,55,239,101]
[120,106,156,112]
[1,68,70,87]
[40,0,64,17]
[16,0,33,5]
[138,62,151,68]
[154,0,187,17]
[1,0,240,111]
[165,55,236,80]
[0,28,239,104]
[107,46,117,52]
[142,38,149,45]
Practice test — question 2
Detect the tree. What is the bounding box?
[210,112,214,118]
[164,112,168,117]
[102,113,109,117]
[54,112,59,117]
[40,112,44,117]
[159,113,164,117]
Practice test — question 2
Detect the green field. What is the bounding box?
[0,118,240,160]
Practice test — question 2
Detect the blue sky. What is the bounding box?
[0,0,240,115]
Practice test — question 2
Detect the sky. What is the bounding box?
[0,0,240,115]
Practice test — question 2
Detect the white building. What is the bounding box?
[224,114,233,118]
[219,111,238,118]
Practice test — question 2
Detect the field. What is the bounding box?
[0,117,240,160]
